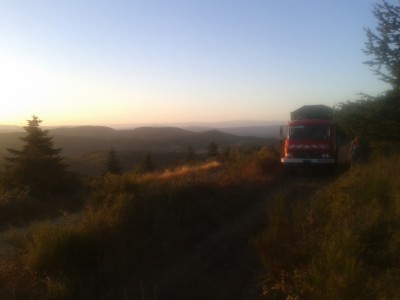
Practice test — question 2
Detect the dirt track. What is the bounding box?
[0,169,341,299]
[153,169,340,299]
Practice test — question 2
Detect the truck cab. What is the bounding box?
[281,105,337,166]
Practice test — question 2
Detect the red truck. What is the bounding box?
[280,105,338,166]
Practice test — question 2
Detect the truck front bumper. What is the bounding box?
[281,158,336,164]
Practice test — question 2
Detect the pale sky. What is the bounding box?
[0,0,391,126]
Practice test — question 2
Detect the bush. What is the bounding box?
[221,146,281,185]
[310,164,400,299]
[21,222,105,299]
[257,156,400,299]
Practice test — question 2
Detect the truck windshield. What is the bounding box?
[289,125,330,140]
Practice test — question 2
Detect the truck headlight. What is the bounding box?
[321,153,330,158]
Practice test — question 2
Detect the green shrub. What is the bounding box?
[21,222,105,299]
[25,223,101,277]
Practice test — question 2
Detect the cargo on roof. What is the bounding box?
[290,105,334,121]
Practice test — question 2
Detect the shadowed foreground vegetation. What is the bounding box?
[0,147,282,299]
[1,135,400,299]
[257,156,400,299]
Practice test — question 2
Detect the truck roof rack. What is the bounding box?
[290,105,333,121]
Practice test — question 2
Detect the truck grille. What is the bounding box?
[292,150,323,159]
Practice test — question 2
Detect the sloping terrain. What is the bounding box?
[0,126,274,156]
[0,126,277,175]
[0,165,340,299]
[152,171,339,299]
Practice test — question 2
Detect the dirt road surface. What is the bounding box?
[0,169,339,299]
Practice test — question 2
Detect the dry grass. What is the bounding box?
[145,160,222,180]
[256,155,400,299]
[0,147,282,299]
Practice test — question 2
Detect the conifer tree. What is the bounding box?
[207,141,219,158]
[105,148,122,175]
[142,152,155,173]
[186,145,196,164]
[364,0,400,88]
[3,115,76,196]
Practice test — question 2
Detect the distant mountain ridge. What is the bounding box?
[1,125,278,156]
[0,125,279,175]
[0,125,24,133]
[0,121,284,138]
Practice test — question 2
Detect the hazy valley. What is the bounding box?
[0,124,279,175]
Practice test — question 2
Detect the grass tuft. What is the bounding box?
[256,155,400,299]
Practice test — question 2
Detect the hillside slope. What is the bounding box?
[0,152,342,299]
[0,126,277,175]
[1,126,274,155]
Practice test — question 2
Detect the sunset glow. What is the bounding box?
[0,0,389,126]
